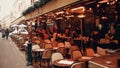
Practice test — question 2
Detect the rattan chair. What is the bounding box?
[72,50,82,61]
[97,47,106,56]
[44,39,51,43]
[51,52,64,65]
[32,45,41,68]
[72,50,93,62]
[57,47,66,57]
[68,46,79,57]
[44,43,53,49]
[86,48,95,57]
[70,62,86,68]
[32,44,40,51]
[41,49,53,68]
[57,42,65,47]
[86,48,100,57]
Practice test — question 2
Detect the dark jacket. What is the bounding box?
[5,29,9,36]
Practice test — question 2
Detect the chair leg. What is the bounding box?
[41,59,51,68]
[36,61,41,68]
[32,61,37,68]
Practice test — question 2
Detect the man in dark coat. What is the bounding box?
[27,40,32,66]
[5,28,9,39]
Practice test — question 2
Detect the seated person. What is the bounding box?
[105,25,116,40]
[105,31,114,40]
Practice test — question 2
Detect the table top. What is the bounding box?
[32,48,45,52]
[53,59,74,67]
[89,54,120,68]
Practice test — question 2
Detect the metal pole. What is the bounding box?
[80,18,83,52]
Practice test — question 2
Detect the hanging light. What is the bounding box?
[98,0,108,3]
[97,4,100,7]
[101,16,108,19]
[98,24,102,30]
[71,6,85,12]
[66,15,74,18]
[78,15,85,18]
[56,11,64,15]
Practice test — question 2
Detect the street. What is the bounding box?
[0,33,32,68]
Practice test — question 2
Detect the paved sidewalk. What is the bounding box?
[0,33,33,68]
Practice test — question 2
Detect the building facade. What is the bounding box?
[1,0,39,27]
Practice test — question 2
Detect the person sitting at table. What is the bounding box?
[60,32,68,42]
[105,24,119,49]
[64,28,70,36]
[105,24,116,40]
[37,28,49,40]
[73,33,81,49]
[61,28,71,42]
[90,29,100,53]
[56,32,63,42]
[34,20,38,32]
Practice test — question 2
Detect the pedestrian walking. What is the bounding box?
[5,28,9,39]
[1,29,5,38]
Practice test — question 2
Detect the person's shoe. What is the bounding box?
[26,62,32,66]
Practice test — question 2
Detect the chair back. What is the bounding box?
[57,42,65,47]
[32,44,40,50]
[31,36,37,42]
[44,43,52,49]
[72,50,82,60]
[42,49,52,59]
[44,39,51,43]
[86,48,95,57]
[70,62,86,68]
[65,41,71,48]
[97,47,106,55]
[57,47,66,57]
[105,39,110,44]
[51,52,64,64]
[68,46,79,56]
[99,39,106,44]
[51,40,58,47]
[34,40,41,44]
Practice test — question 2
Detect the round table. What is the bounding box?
[53,59,74,68]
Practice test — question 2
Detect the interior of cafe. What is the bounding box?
[10,0,120,68]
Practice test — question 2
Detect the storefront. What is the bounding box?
[22,0,97,36]
[22,0,119,37]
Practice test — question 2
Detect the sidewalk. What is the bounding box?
[0,33,33,68]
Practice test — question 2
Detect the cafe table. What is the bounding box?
[32,48,45,59]
[53,59,74,68]
[88,53,120,68]
[32,48,45,67]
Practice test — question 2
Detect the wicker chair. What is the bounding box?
[41,49,53,68]
[86,48,100,57]
[57,47,66,57]
[51,52,64,66]
[72,50,82,61]
[57,42,65,47]
[44,43,53,49]
[70,62,86,68]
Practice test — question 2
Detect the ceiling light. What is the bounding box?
[56,11,64,15]
[66,15,74,18]
[71,6,85,12]
[78,15,85,18]
[98,0,108,3]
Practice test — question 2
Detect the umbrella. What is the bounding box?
[12,29,18,34]
[18,24,27,27]
[11,24,18,27]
